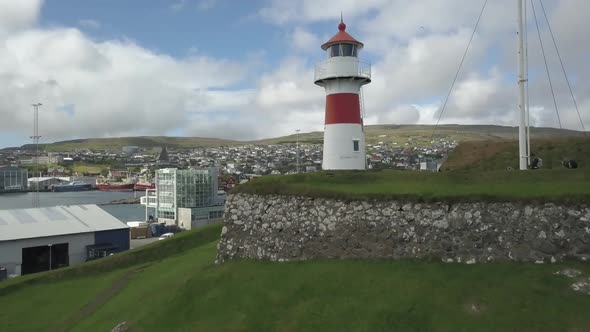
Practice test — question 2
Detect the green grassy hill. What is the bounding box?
[1,224,590,332]
[34,136,240,152]
[443,136,590,171]
[11,124,584,151]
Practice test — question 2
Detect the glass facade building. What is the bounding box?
[0,167,28,192]
[155,167,222,223]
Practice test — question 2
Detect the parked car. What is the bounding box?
[158,233,175,240]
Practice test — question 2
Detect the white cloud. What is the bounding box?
[448,71,503,117]
[170,0,219,12]
[197,0,219,11]
[255,57,323,110]
[359,0,515,43]
[0,0,42,36]
[170,0,188,12]
[78,19,100,29]
[257,0,590,134]
[2,0,590,148]
[291,27,320,54]
[258,0,388,25]
[0,25,254,142]
[365,104,421,126]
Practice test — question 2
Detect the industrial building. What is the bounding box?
[420,160,443,172]
[19,153,63,165]
[0,167,28,193]
[27,177,70,191]
[144,167,225,228]
[0,205,130,278]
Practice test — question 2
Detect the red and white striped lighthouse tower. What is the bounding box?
[314,17,371,170]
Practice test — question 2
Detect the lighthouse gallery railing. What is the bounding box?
[314,57,371,82]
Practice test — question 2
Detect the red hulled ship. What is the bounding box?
[96,175,135,191]
[133,182,155,191]
[96,182,135,191]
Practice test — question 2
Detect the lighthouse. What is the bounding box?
[314,17,371,170]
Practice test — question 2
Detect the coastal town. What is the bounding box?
[0,134,459,279]
[2,1,590,329]
[0,136,458,193]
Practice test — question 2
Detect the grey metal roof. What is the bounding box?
[0,204,129,242]
[0,167,27,172]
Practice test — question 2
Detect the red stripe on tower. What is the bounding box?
[325,93,361,125]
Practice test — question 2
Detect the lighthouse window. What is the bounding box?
[353,140,360,152]
[330,45,341,57]
[341,44,354,56]
[329,44,357,57]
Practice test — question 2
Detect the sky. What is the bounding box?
[0,0,589,148]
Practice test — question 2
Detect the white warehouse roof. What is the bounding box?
[27,177,70,183]
[0,204,129,242]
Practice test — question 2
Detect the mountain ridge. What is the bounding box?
[3,124,585,151]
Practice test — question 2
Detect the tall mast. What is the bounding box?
[517,0,528,170]
[524,0,531,165]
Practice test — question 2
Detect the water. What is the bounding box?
[0,191,147,222]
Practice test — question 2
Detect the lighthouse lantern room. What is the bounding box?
[314,17,371,170]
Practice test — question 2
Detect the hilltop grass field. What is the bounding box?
[234,168,590,203]
[1,225,590,332]
[443,136,590,172]
[235,135,590,203]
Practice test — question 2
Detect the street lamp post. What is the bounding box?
[48,244,52,271]
[295,130,300,173]
[31,103,42,208]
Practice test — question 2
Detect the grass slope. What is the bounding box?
[233,169,590,203]
[21,124,585,151]
[1,224,590,332]
[72,163,109,174]
[444,136,590,171]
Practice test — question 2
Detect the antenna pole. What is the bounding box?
[517,0,528,170]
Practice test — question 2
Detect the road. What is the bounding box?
[130,237,160,249]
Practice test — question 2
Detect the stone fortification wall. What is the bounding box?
[216,194,590,264]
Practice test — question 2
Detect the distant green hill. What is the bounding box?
[29,136,240,152]
[1,224,590,332]
[228,124,584,146]
[10,124,585,151]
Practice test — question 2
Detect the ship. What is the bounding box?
[133,182,155,191]
[96,176,135,191]
[133,172,155,191]
[52,181,93,192]
[96,182,135,191]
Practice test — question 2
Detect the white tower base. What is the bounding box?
[323,124,365,170]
